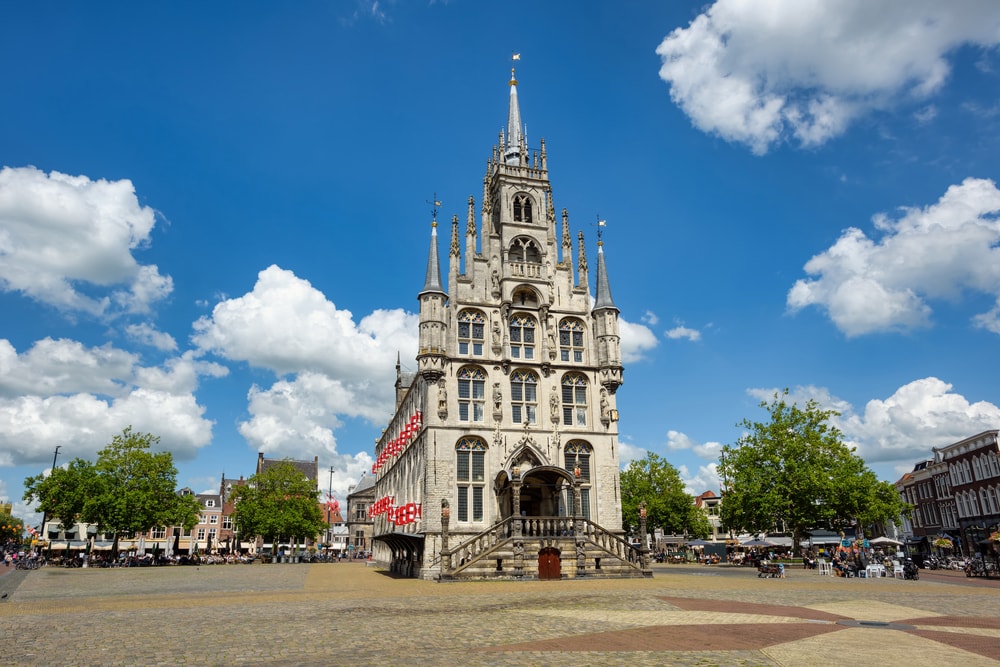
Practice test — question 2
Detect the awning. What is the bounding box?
[373,530,424,555]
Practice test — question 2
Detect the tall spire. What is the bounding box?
[421,208,446,296]
[593,221,618,312]
[505,55,523,165]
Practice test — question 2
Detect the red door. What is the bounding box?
[538,547,561,580]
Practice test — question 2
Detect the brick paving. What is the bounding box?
[1,561,999,666]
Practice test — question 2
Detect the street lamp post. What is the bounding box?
[327,466,334,556]
[37,445,61,553]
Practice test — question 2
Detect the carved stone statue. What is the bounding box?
[600,388,610,422]
[437,379,448,419]
[550,386,560,424]
[492,319,502,347]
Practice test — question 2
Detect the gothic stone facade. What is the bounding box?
[370,67,641,580]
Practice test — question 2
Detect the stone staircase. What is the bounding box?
[439,515,651,580]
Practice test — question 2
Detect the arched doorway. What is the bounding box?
[538,547,561,579]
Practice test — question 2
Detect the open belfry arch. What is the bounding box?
[370,59,650,580]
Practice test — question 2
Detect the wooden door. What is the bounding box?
[538,547,561,580]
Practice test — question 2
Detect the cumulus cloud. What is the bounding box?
[657,1,1000,153]
[193,265,420,460]
[666,429,722,460]
[0,166,172,315]
[787,178,1000,336]
[0,339,221,466]
[665,325,701,342]
[678,462,722,497]
[619,317,659,363]
[747,379,1000,471]
[126,322,178,352]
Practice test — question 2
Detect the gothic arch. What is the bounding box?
[507,236,541,264]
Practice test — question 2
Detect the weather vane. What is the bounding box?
[596,216,607,243]
[427,193,442,221]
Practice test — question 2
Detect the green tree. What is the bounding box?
[231,460,326,551]
[1,511,25,545]
[23,427,200,554]
[23,457,101,532]
[719,390,909,554]
[620,452,710,540]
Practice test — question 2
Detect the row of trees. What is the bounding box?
[22,427,328,554]
[22,427,202,552]
[621,391,909,551]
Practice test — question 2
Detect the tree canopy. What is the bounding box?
[23,427,200,550]
[230,460,326,547]
[620,452,710,540]
[1,510,25,545]
[719,390,909,553]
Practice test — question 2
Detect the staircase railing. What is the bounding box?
[444,516,643,576]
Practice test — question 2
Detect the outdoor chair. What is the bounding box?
[891,560,904,578]
[817,558,832,575]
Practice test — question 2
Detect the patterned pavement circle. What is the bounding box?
[1,562,999,666]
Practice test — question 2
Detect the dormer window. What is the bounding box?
[205,499,215,508]
[513,194,533,223]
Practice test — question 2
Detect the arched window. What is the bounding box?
[507,237,541,264]
[509,314,536,360]
[456,437,487,522]
[561,373,588,427]
[510,370,538,424]
[559,318,585,363]
[513,194,533,223]
[457,310,486,356]
[457,367,486,422]
[564,441,593,519]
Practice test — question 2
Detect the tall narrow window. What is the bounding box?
[509,315,536,360]
[456,437,487,522]
[513,194,533,223]
[510,370,538,424]
[562,373,588,426]
[559,318,585,362]
[457,367,486,422]
[457,310,485,356]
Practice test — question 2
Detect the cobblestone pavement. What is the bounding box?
[1,561,999,666]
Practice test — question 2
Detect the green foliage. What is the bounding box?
[620,452,709,538]
[23,427,198,545]
[719,390,910,552]
[231,460,326,544]
[23,457,100,531]
[1,511,24,543]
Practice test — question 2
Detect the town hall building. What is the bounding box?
[369,64,647,580]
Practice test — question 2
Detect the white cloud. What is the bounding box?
[193,265,420,462]
[0,166,172,315]
[665,429,722,460]
[788,178,1000,336]
[665,325,701,342]
[126,322,178,352]
[0,339,220,466]
[747,379,1000,472]
[678,462,722,497]
[619,317,658,363]
[641,310,659,326]
[192,265,417,384]
[656,1,1000,153]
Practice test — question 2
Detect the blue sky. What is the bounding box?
[3,1,1000,526]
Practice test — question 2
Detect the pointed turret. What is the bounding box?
[505,66,523,166]
[591,225,623,394]
[417,217,447,381]
[421,220,446,297]
[593,242,617,311]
